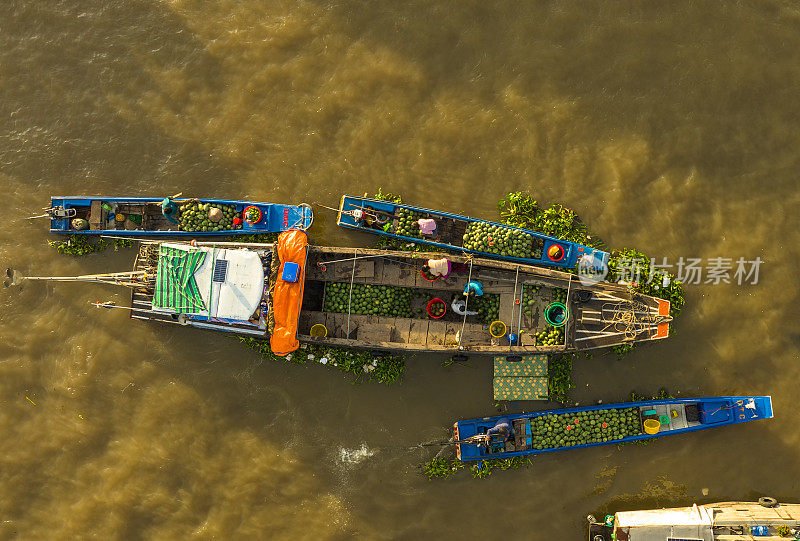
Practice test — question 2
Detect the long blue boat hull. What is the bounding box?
[48,196,313,236]
[454,396,772,461]
[337,195,609,270]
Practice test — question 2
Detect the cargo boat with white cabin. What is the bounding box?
[20,230,670,356]
[587,498,799,540]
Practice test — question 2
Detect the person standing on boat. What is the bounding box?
[161,197,180,225]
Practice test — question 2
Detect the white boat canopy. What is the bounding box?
[614,504,714,541]
[154,243,264,321]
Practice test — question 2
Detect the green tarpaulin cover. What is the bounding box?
[153,246,207,313]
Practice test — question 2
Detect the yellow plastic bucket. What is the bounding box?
[489,320,507,338]
[310,324,328,337]
[643,419,660,435]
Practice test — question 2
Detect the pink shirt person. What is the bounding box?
[417,218,437,235]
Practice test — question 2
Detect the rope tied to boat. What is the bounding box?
[599,299,670,341]
[456,258,475,349]
[345,248,358,343]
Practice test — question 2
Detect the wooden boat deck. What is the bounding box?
[74,201,180,231]
[296,246,667,354]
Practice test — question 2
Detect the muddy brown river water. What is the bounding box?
[1,1,799,538]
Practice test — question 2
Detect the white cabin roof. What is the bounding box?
[617,504,713,528]
[614,502,800,541]
[162,243,264,320]
[615,504,713,541]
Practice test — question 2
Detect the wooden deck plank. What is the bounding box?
[498,292,517,324]
[408,319,428,346]
[426,320,447,346]
[391,318,412,343]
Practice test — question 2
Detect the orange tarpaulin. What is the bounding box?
[270,230,308,356]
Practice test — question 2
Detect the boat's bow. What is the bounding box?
[573,288,671,350]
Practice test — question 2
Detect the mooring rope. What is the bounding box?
[508,264,520,349]
[346,248,358,342]
[457,257,475,349]
[599,299,669,340]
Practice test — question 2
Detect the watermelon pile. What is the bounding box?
[323,282,414,317]
[535,325,563,346]
[393,209,425,238]
[468,293,500,324]
[462,223,543,259]
[179,202,241,232]
[522,285,540,318]
[529,407,642,450]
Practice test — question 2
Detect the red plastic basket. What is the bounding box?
[426,298,447,319]
[420,268,440,282]
[243,205,262,224]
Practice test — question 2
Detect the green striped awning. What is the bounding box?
[153,246,207,313]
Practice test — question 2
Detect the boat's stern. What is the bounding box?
[337,195,398,231]
[453,422,461,460]
[740,396,773,421]
[563,243,610,272]
[758,396,774,419]
[653,299,671,340]
[48,197,85,232]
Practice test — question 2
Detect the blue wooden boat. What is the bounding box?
[45,196,313,236]
[336,195,609,271]
[453,396,772,461]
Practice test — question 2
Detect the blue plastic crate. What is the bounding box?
[281,261,300,282]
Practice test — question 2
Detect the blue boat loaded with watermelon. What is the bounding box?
[46,196,313,236]
[453,396,772,461]
[336,195,608,271]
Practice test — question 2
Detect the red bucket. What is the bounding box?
[243,205,262,224]
[426,298,447,319]
[420,268,440,282]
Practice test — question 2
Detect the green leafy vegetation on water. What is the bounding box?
[230,232,279,243]
[48,235,133,255]
[239,337,405,386]
[548,354,574,404]
[50,231,275,257]
[498,192,605,249]
[420,457,464,481]
[421,456,533,481]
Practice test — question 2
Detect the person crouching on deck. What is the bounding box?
[161,197,180,224]
[463,280,483,298]
[423,258,451,278]
[417,217,437,237]
[486,419,514,443]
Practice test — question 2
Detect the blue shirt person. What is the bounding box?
[463,280,484,297]
[486,419,513,441]
[161,197,180,224]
